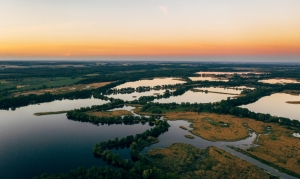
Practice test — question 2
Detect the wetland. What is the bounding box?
[1,61,300,179]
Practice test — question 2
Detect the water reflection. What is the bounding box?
[3,96,108,113]
[106,89,169,101]
[141,120,297,179]
[1,96,297,179]
[292,133,300,138]
[196,71,262,75]
[142,120,257,152]
[240,93,300,121]
[189,76,228,82]
[194,87,243,94]
[258,78,300,84]
[114,78,185,89]
[153,90,236,104]
[0,98,152,179]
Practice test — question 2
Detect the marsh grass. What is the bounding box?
[165,112,250,141]
[164,111,300,175]
[87,110,133,117]
[14,81,111,96]
[184,135,195,139]
[147,143,275,179]
[179,126,188,130]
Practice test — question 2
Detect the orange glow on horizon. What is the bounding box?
[1,1,300,58]
[1,40,300,57]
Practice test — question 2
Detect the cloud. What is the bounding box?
[159,6,168,17]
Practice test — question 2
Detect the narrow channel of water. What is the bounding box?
[1,96,298,179]
[140,120,297,179]
[116,106,297,179]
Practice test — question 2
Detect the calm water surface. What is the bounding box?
[0,98,152,179]
[293,133,300,138]
[153,90,236,103]
[240,93,300,121]
[141,120,297,179]
[114,78,185,89]
[258,78,300,84]
[195,87,243,94]
[189,76,228,82]
[196,71,262,75]
[1,88,298,178]
[106,89,170,101]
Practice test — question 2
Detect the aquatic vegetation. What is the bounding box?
[147,143,275,179]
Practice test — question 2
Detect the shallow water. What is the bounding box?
[240,93,300,121]
[113,77,185,89]
[106,89,169,101]
[258,78,300,84]
[196,71,262,75]
[292,133,300,138]
[189,76,228,82]
[141,120,257,152]
[153,90,236,103]
[1,96,298,179]
[194,87,243,94]
[141,120,297,179]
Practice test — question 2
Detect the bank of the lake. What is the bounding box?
[0,98,152,179]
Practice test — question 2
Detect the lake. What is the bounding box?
[258,78,300,84]
[153,89,236,103]
[189,76,228,82]
[106,89,170,101]
[240,93,300,121]
[1,81,298,179]
[113,77,185,89]
[194,87,244,94]
[0,98,153,179]
[0,96,297,179]
[196,71,262,75]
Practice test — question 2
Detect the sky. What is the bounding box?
[1,0,300,60]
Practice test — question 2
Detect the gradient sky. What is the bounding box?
[1,0,300,59]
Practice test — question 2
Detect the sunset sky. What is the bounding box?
[1,0,300,60]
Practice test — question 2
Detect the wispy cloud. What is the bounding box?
[158,6,168,17]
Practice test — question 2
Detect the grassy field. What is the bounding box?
[34,110,69,116]
[246,123,300,176]
[164,111,300,175]
[87,110,133,117]
[132,106,187,116]
[14,82,111,96]
[147,143,276,179]
[132,108,162,116]
[1,77,83,92]
[165,112,250,141]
